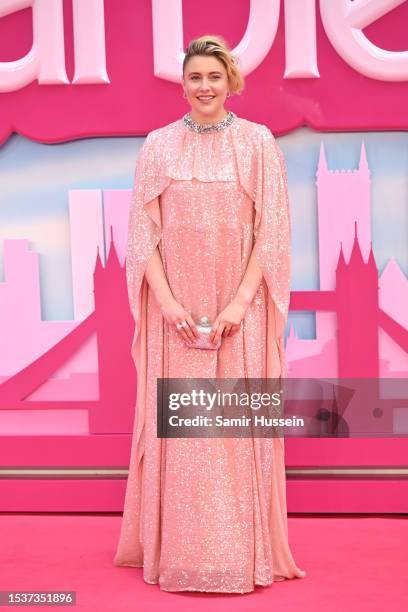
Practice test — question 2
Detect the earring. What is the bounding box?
[227,91,231,98]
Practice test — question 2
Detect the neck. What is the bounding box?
[189,109,229,124]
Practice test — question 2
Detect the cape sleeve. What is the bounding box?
[252,126,291,378]
[126,134,160,316]
[125,132,172,465]
[125,132,170,370]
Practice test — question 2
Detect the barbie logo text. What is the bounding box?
[1,0,407,93]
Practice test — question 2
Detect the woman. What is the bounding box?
[113,34,306,593]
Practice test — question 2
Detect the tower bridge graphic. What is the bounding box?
[290,222,408,379]
[0,231,137,433]
[0,142,407,434]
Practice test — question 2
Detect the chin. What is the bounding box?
[194,105,223,115]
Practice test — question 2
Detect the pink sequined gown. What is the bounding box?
[113,113,306,593]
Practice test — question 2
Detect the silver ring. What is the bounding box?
[176,321,188,329]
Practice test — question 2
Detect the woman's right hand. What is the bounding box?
[159,297,199,345]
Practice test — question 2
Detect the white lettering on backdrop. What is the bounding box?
[0,0,407,93]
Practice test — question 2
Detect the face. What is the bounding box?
[182,55,230,122]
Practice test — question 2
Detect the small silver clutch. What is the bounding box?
[190,316,221,350]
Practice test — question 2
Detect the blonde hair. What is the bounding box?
[182,35,244,96]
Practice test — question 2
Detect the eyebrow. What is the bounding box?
[187,71,223,76]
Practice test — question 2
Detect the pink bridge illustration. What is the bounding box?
[0,141,407,436]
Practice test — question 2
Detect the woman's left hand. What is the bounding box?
[209,298,249,345]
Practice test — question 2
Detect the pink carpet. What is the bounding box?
[0,514,407,611]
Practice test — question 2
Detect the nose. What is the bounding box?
[199,79,211,91]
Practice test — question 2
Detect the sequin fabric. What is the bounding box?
[182,109,236,133]
[113,114,306,593]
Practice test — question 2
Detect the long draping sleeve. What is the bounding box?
[125,132,171,369]
[252,127,291,378]
[126,133,161,324]
[113,135,166,567]
[125,132,171,465]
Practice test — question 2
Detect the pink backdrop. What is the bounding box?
[0,0,408,141]
[0,0,407,512]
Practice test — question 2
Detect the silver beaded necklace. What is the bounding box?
[182,110,236,133]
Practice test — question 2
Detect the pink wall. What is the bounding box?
[0,0,407,511]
